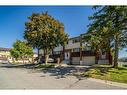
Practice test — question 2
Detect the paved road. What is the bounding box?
[0,63,125,89]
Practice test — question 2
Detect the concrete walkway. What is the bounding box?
[0,63,126,89]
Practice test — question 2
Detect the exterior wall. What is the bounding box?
[0,60,8,63]
[69,51,95,65]
[82,56,95,65]
[0,48,37,64]
[65,42,80,50]
[39,34,110,65]
[0,50,12,63]
[72,57,80,65]
[71,51,95,57]
[98,60,109,64]
[54,37,81,50]
[71,56,95,65]
[0,51,10,56]
[98,51,110,64]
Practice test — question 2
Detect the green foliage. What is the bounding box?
[86,6,127,67]
[10,40,33,61]
[24,12,68,50]
[24,12,68,64]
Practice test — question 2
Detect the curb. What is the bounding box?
[88,78,127,88]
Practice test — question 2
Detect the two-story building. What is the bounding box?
[40,33,110,65]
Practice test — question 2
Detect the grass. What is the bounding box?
[82,65,127,84]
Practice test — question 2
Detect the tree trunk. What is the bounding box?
[108,39,113,65]
[12,58,15,63]
[22,57,25,64]
[108,50,113,65]
[113,34,119,68]
[37,48,40,63]
[45,54,49,64]
[95,50,99,64]
[45,49,49,64]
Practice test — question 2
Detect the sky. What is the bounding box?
[0,6,126,58]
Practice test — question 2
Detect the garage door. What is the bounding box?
[72,57,80,65]
[82,56,95,65]
[72,56,95,65]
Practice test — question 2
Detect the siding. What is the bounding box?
[82,56,95,65]
[71,51,95,57]
[65,42,80,50]
[72,56,95,65]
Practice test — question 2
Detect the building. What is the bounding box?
[0,48,12,63]
[0,47,38,63]
[40,34,110,65]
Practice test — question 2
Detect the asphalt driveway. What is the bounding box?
[0,63,125,89]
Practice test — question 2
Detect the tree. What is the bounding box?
[10,40,34,64]
[24,13,42,62]
[87,6,127,68]
[24,12,68,64]
[83,27,113,64]
[83,32,102,64]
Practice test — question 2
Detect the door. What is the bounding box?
[65,52,70,60]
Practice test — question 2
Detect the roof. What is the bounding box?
[69,33,86,40]
[69,36,80,40]
[0,47,11,51]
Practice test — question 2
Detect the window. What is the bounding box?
[83,46,91,51]
[54,51,61,54]
[72,48,80,52]
[72,38,80,43]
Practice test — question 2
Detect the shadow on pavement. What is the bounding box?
[0,63,90,80]
[40,66,89,80]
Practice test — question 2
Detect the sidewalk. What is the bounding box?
[88,78,127,89]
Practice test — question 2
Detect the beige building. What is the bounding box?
[0,47,38,63]
[0,48,11,63]
[40,34,110,65]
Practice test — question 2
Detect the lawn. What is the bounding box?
[82,65,127,84]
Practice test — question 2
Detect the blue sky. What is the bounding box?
[0,6,126,58]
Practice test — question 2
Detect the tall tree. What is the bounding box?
[88,6,127,68]
[83,30,105,64]
[10,40,33,64]
[83,27,113,64]
[24,12,68,64]
[24,13,41,62]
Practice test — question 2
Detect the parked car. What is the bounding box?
[41,56,55,63]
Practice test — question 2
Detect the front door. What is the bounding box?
[65,52,70,60]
